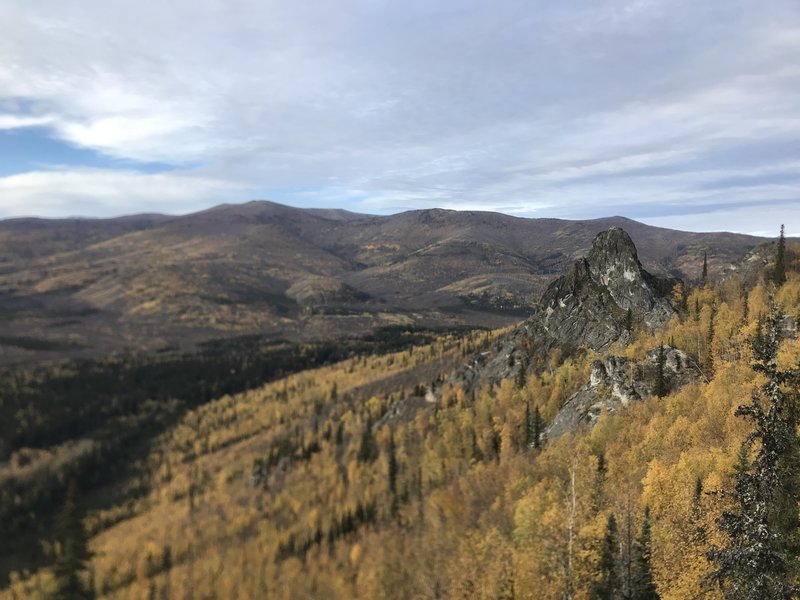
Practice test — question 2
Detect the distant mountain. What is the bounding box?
[0,200,771,364]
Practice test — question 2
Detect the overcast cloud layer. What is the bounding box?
[1,0,799,234]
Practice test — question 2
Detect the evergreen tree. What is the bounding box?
[691,477,703,520]
[709,300,800,599]
[516,356,528,389]
[624,308,634,333]
[335,420,345,446]
[591,453,607,514]
[357,418,379,463]
[498,560,516,600]
[387,431,399,515]
[690,477,707,547]
[50,481,94,599]
[672,281,689,315]
[524,401,531,447]
[470,427,483,463]
[774,224,787,286]
[631,507,659,600]
[706,303,716,375]
[591,514,621,600]
[701,252,708,287]
[532,404,542,449]
[653,344,668,398]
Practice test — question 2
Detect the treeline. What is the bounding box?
[1,326,456,456]
[0,325,466,584]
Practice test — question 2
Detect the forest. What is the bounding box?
[2,242,800,599]
[0,326,455,585]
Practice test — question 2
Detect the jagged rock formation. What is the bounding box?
[459,227,679,388]
[546,346,697,438]
[584,228,677,328]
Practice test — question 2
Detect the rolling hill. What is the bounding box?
[0,201,770,364]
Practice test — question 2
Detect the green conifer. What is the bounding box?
[774,224,787,286]
[631,507,660,600]
[49,481,94,599]
[709,299,800,599]
[701,252,708,287]
[653,344,668,398]
[532,404,542,449]
[591,514,621,600]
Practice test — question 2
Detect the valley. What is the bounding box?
[1,219,798,599]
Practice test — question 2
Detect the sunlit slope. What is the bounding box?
[69,331,491,598]
[4,269,800,600]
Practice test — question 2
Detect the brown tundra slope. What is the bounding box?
[0,200,770,363]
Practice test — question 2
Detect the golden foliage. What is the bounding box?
[4,276,799,599]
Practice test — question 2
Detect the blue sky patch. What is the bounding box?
[0,127,174,177]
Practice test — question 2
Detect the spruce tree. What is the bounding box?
[532,404,542,449]
[701,252,708,287]
[516,356,528,389]
[706,303,716,376]
[592,513,621,600]
[591,453,607,514]
[387,431,398,495]
[50,481,94,599]
[691,477,703,519]
[357,418,379,463]
[690,477,707,547]
[524,401,531,447]
[774,224,787,286]
[709,300,800,599]
[631,507,659,600]
[387,431,399,515]
[653,344,668,398]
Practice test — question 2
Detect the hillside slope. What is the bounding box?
[0,201,769,364]
[4,261,799,600]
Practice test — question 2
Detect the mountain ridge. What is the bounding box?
[0,200,774,364]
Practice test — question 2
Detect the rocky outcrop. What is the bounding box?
[546,346,697,438]
[720,241,777,287]
[458,227,679,389]
[534,227,676,350]
[584,228,677,329]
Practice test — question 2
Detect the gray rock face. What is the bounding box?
[546,346,697,438]
[456,227,679,389]
[538,257,629,352]
[586,228,677,329]
[538,227,676,351]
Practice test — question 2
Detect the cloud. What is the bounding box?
[0,0,798,232]
[641,202,800,237]
[0,169,250,218]
[0,114,56,129]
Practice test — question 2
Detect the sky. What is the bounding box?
[1,1,799,235]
